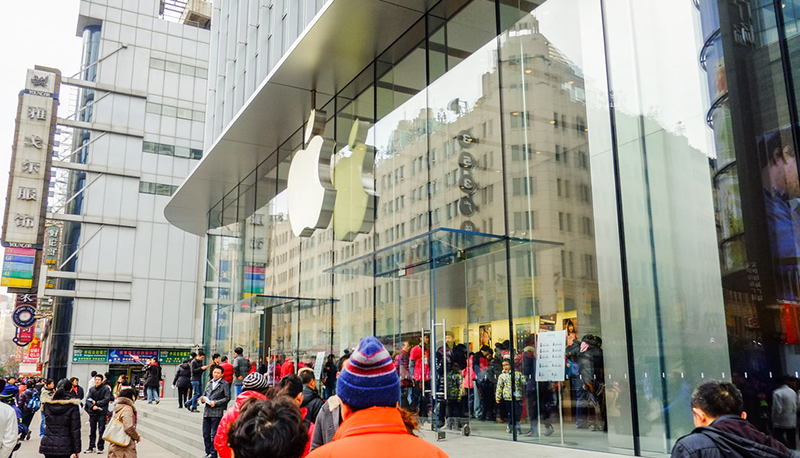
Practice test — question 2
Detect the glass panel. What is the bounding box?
[497,0,634,451]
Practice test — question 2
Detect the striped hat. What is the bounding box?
[337,336,400,410]
[242,372,269,392]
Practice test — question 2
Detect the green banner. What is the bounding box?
[72,348,108,363]
[159,350,191,365]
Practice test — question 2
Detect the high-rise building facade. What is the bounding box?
[46,0,211,383]
[164,0,800,455]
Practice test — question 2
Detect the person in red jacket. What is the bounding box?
[227,396,308,458]
[214,372,270,458]
[307,336,449,458]
[219,356,234,385]
[282,357,295,378]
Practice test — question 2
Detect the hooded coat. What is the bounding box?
[108,396,140,458]
[213,390,268,458]
[671,415,794,458]
[39,397,81,456]
[173,362,191,389]
[306,407,448,458]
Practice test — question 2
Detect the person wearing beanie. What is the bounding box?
[307,336,449,458]
[213,372,270,458]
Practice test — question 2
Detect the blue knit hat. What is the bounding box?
[337,336,400,410]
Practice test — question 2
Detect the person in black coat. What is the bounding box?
[40,378,81,458]
[143,359,163,404]
[85,374,113,453]
[671,381,792,458]
[298,369,324,428]
[173,360,191,409]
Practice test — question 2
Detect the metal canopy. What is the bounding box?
[326,228,563,278]
[237,294,336,313]
[165,0,435,235]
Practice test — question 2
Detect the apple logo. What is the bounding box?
[333,119,379,241]
[287,110,337,237]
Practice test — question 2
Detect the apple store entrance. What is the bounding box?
[328,227,562,439]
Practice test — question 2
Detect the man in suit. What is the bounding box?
[201,366,230,458]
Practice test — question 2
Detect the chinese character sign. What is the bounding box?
[2,67,60,251]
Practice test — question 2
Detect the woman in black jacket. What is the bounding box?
[173,360,191,409]
[40,378,81,458]
[144,360,162,404]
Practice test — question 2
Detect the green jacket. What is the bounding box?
[495,369,524,402]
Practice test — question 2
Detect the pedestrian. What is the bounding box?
[113,375,128,398]
[108,386,141,458]
[143,359,162,404]
[39,378,81,458]
[214,372,270,458]
[69,378,84,401]
[299,368,324,430]
[84,374,112,454]
[187,350,209,412]
[209,354,221,382]
[226,396,308,458]
[0,379,19,458]
[233,347,250,397]
[306,336,448,458]
[103,373,113,391]
[409,334,431,423]
[671,380,792,458]
[309,354,350,451]
[39,379,55,438]
[495,358,523,434]
[2,380,17,407]
[173,359,191,409]
[577,334,605,431]
[322,355,338,399]
[396,342,412,410]
[219,357,234,385]
[771,375,797,449]
[17,380,37,441]
[282,357,295,379]
[201,366,230,458]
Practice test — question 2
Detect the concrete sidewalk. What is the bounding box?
[15,408,180,458]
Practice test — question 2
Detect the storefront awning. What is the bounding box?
[327,228,562,278]
[165,0,435,235]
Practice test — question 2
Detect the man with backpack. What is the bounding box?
[232,347,250,397]
[84,374,112,454]
[17,381,37,441]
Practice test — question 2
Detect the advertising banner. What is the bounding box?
[159,350,191,365]
[107,348,158,364]
[72,347,109,363]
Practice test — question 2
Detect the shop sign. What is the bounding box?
[72,347,109,363]
[13,326,34,346]
[2,68,59,250]
[44,225,60,266]
[287,111,377,241]
[22,336,41,364]
[159,350,191,365]
[12,304,36,328]
[107,348,158,364]
[1,248,36,288]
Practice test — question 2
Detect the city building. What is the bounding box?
[43,0,211,384]
[163,0,800,455]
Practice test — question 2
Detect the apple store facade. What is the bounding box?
[165,0,800,455]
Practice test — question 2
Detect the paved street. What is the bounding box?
[15,400,643,458]
[16,407,180,458]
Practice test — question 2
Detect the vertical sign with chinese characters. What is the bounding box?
[1,67,60,293]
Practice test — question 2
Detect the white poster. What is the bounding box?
[313,350,326,380]
[536,330,567,382]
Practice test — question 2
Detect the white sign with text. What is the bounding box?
[536,330,566,382]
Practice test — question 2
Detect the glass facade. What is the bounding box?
[193,0,800,455]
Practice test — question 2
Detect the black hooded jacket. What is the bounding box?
[301,385,324,428]
[671,416,795,458]
[39,398,81,455]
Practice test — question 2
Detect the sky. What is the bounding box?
[0,1,83,294]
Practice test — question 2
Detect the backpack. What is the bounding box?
[27,393,39,412]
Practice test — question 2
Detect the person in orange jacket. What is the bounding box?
[306,336,449,458]
[213,372,270,458]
